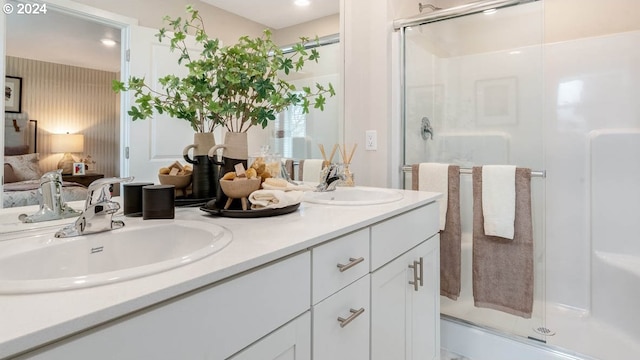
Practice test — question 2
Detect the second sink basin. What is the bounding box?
[0,219,232,294]
[303,186,404,206]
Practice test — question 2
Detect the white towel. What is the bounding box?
[301,159,324,183]
[418,163,449,230]
[482,165,516,239]
[248,190,303,210]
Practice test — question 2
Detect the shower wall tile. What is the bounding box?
[543,30,640,310]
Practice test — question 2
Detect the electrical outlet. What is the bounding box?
[365,130,377,151]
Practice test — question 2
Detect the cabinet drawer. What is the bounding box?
[371,204,438,271]
[312,228,369,304]
[312,275,370,360]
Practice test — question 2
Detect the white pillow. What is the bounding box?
[4,153,42,181]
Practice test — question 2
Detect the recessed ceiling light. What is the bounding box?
[100,39,117,47]
[294,0,311,6]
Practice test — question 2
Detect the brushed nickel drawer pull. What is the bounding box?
[337,257,364,272]
[337,307,365,328]
[418,257,424,287]
[408,261,419,291]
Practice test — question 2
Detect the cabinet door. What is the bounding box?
[18,253,311,360]
[371,250,412,360]
[408,236,440,360]
[230,312,311,360]
[313,275,370,360]
[371,235,440,360]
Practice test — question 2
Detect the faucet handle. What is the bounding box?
[85,176,134,208]
[39,169,63,185]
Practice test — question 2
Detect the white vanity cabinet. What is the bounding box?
[11,198,441,360]
[370,204,441,360]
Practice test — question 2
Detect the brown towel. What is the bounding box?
[284,159,295,180]
[472,166,533,318]
[412,164,462,300]
[297,159,305,181]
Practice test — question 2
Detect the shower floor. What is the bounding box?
[441,299,640,359]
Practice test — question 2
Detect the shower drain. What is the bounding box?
[533,326,556,336]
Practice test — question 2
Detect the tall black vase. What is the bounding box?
[183,133,218,200]
[184,155,218,199]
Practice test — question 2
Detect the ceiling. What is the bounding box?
[5,4,121,73]
[199,0,339,29]
[4,0,339,73]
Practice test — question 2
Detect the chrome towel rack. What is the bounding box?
[401,165,546,178]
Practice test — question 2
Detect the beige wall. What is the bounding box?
[71,0,267,44]
[272,14,340,46]
[544,0,640,42]
[5,56,120,178]
[71,0,341,46]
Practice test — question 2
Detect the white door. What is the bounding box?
[124,25,203,183]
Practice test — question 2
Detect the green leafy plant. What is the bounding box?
[113,5,335,133]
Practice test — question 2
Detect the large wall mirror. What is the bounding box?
[2,0,341,209]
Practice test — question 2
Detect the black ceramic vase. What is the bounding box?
[183,133,218,200]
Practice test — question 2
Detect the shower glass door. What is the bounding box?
[402,1,546,341]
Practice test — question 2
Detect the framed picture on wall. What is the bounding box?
[475,77,517,126]
[5,76,23,113]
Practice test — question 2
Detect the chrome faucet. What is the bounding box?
[19,170,81,223]
[55,177,133,238]
[316,163,345,192]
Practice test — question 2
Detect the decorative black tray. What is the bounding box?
[175,196,214,208]
[199,202,300,218]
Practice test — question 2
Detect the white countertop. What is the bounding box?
[0,188,439,358]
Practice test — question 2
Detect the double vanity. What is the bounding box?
[0,186,441,359]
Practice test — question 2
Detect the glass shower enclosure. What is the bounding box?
[398,0,547,342]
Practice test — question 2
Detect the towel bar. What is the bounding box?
[402,165,546,178]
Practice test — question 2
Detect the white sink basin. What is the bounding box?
[0,219,232,294]
[303,187,404,205]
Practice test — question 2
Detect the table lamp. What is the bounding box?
[51,133,84,175]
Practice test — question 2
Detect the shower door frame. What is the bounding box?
[394,0,547,343]
[395,0,528,186]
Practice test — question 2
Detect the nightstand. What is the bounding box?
[62,173,105,187]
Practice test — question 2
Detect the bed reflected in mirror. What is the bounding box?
[3,117,88,209]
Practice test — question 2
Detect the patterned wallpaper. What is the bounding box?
[5,56,120,177]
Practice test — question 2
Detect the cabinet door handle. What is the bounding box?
[408,261,419,291]
[337,307,365,328]
[418,256,424,287]
[337,257,364,272]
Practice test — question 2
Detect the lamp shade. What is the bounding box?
[51,134,84,153]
